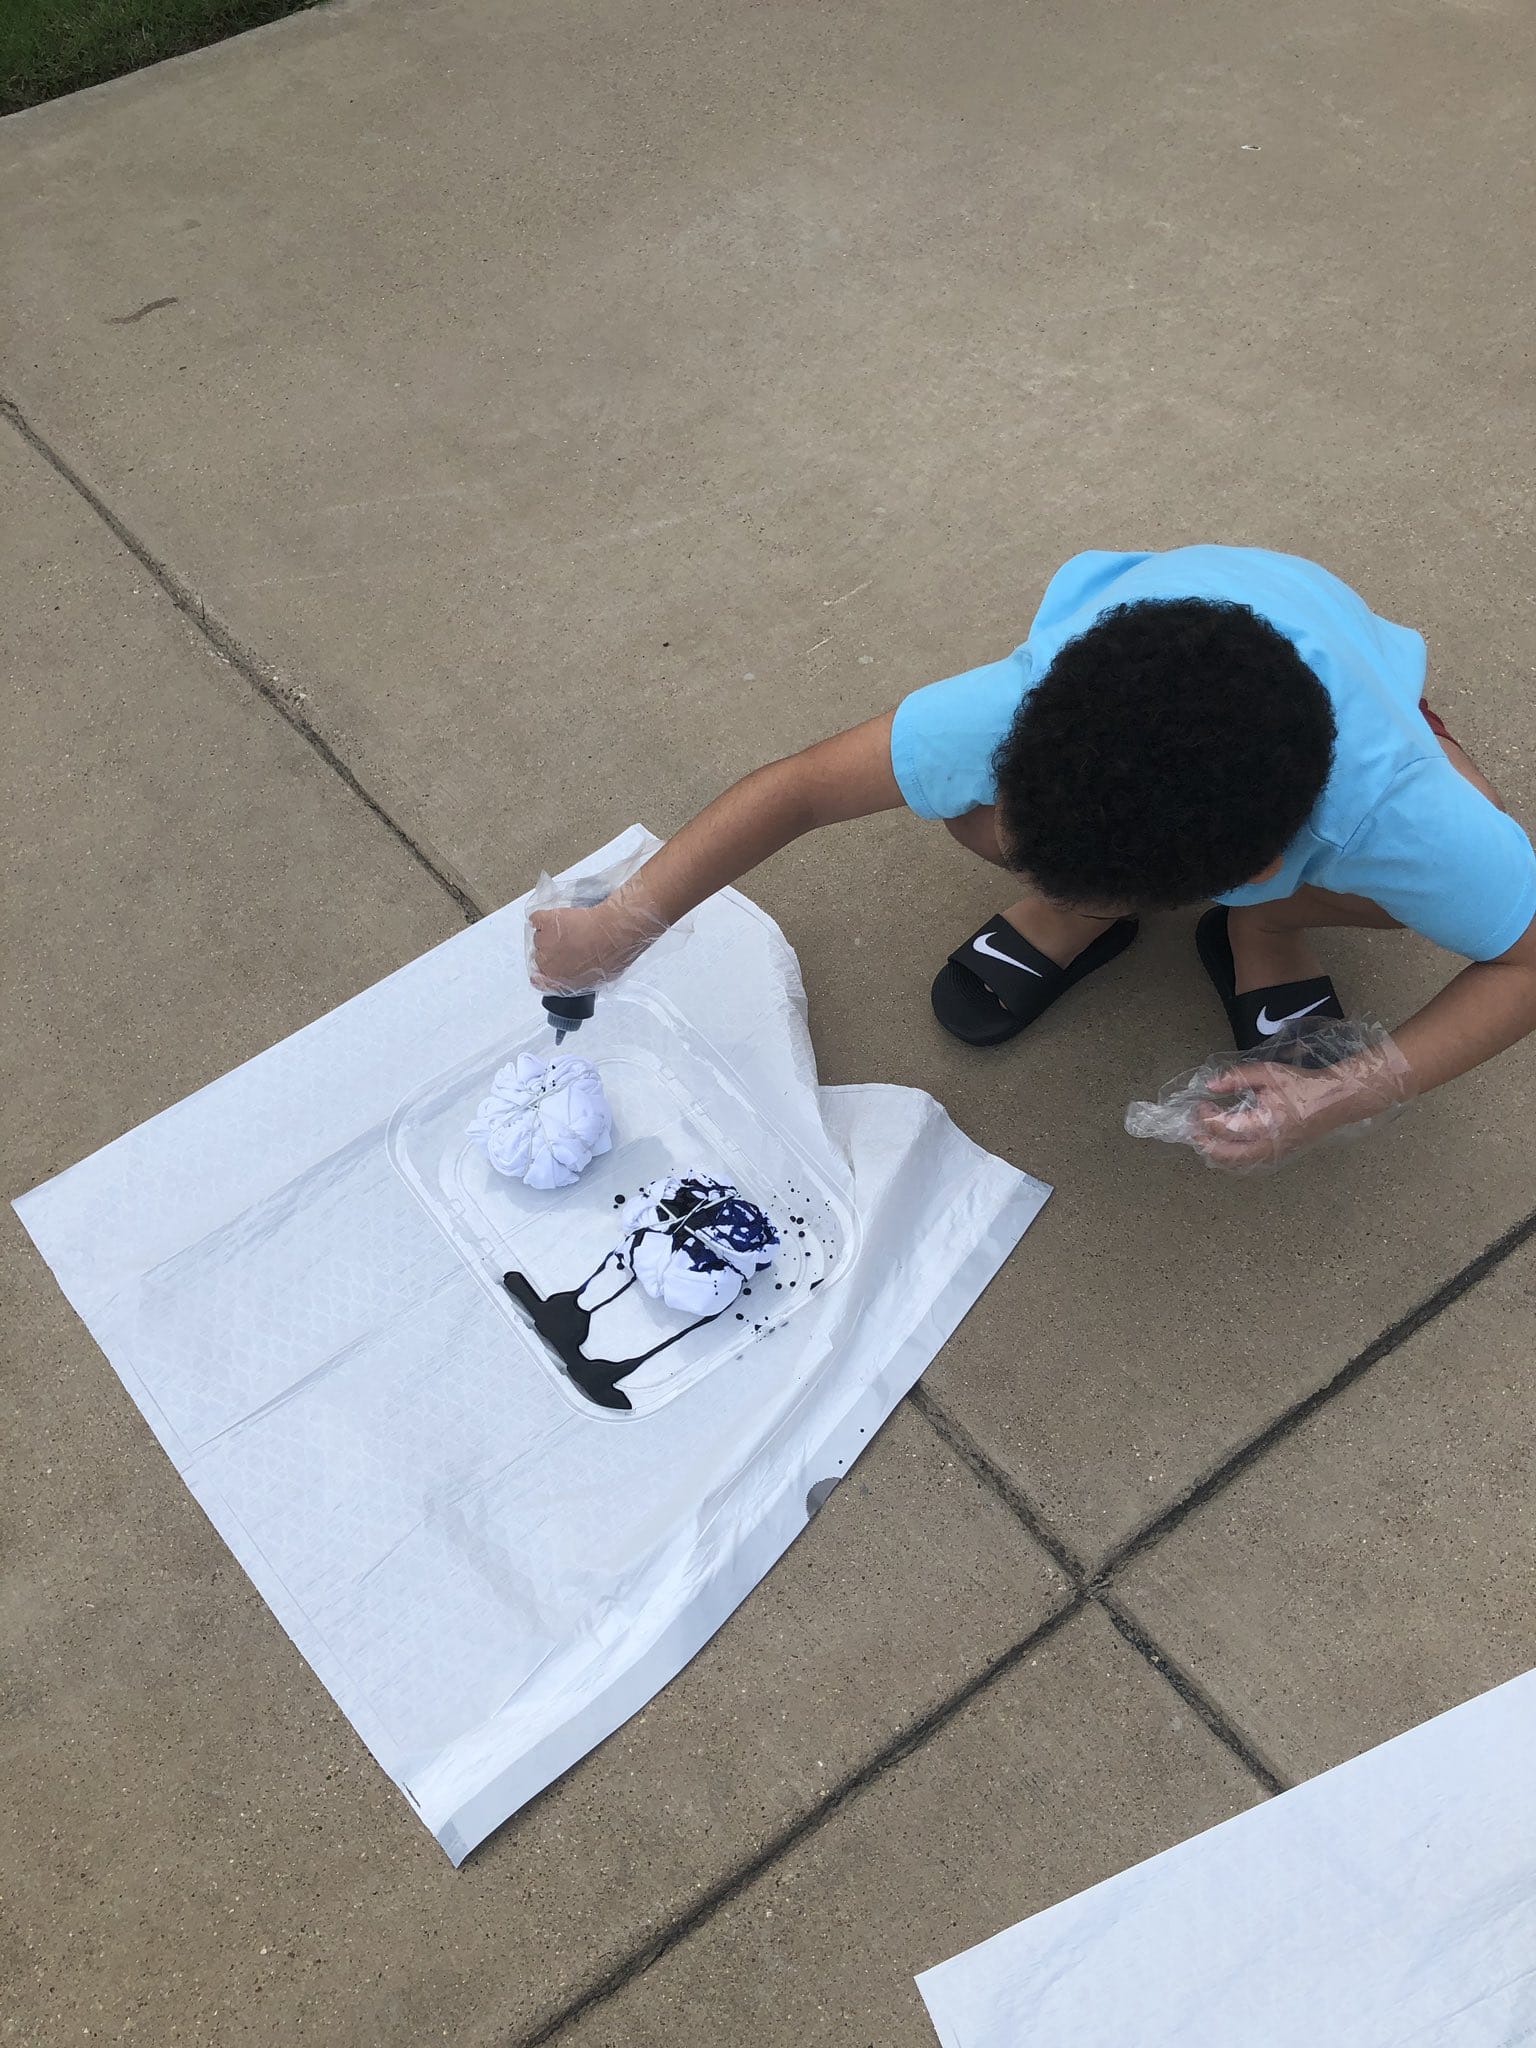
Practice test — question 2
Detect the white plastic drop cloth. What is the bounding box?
[15,827,1048,1863]
[917,1667,1536,2047]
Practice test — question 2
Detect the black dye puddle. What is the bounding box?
[503,1256,724,1413]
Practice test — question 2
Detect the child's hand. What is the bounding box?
[1191,1061,1363,1171]
[529,903,619,993]
[528,893,666,993]
[1194,1034,1416,1171]
[1126,1020,1415,1172]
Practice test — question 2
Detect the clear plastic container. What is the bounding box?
[386,989,858,1419]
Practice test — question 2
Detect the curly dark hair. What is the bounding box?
[993,598,1336,909]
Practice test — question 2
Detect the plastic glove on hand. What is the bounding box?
[525,856,671,997]
[1125,1019,1416,1174]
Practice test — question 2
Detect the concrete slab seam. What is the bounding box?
[907,1383,1287,1791]
[1,391,485,923]
[1093,1199,1536,1583]
[901,1201,1536,1804]
[1094,1592,1284,1794]
[509,1597,1085,2048]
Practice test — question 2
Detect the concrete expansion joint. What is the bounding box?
[2,390,485,923]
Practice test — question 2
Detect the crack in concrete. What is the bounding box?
[105,295,179,325]
[1093,1201,1536,1583]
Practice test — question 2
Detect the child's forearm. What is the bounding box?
[622,711,902,926]
[622,760,822,926]
[1392,933,1536,1094]
[530,714,902,991]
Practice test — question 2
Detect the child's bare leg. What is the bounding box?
[1227,887,1395,995]
[944,808,1120,968]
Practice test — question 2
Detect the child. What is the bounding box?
[533,546,1536,1167]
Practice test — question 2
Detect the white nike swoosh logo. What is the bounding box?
[1256,996,1331,1036]
[972,931,1043,976]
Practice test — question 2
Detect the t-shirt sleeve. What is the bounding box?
[1336,758,1536,960]
[889,649,1032,821]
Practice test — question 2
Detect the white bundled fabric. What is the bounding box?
[13,827,1049,1864]
[916,1667,1536,2048]
[623,1175,779,1316]
[467,1052,612,1189]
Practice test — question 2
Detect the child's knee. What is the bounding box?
[944,808,1008,866]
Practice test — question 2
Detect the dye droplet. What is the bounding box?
[612,1193,626,1207]
[735,1312,745,1321]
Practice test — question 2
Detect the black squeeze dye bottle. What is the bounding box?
[542,989,596,1045]
[535,867,626,1044]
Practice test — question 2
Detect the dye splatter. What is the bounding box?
[505,1175,779,1411]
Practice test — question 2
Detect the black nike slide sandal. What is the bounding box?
[932,913,1140,1047]
[1195,906,1345,1054]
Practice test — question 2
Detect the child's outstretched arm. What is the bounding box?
[530,711,902,992]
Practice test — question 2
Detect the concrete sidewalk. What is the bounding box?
[4,0,1533,2041]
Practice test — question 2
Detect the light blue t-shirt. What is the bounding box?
[890,546,1536,961]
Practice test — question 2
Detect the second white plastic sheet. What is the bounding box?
[917,1668,1536,2047]
[14,827,1049,1862]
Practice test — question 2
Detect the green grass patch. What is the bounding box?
[1,0,324,116]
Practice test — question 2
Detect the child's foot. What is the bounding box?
[1196,906,1345,1053]
[932,903,1140,1046]
[997,895,1121,969]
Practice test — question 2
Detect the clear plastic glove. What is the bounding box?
[1125,1019,1416,1174]
[525,852,671,997]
